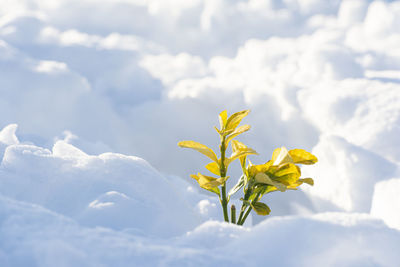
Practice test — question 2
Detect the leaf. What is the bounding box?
[218,110,228,131]
[226,124,251,144]
[249,186,272,201]
[228,175,246,200]
[271,147,293,166]
[251,202,271,216]
[239,155,247,177]
[225,110,250,131]
[231,140,248,152]
[178,140,218,163]
[227,148,258,166]
[190,174,220,195]
[273,163,301,177]
[197,173,228,189]
[288,149,318,165]
[254,173,286,192]
[205,162,220,176]
[226,140,258,166]
[268,163,301,186]
[248,161,272,177]
[298,177,314,186]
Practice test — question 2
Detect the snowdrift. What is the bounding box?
[1,125,399,266]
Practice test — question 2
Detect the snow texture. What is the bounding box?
[1,0,400,265]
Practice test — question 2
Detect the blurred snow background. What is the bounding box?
[0,0,400,266]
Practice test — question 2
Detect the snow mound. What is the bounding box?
[299,79,400,163]
[0,124,19,162]
[302,134,397,212]
[0,124,399,266]
[0,129,200,237]
[2,197,399,267]
[371,178,400,230]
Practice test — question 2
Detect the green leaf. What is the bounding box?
[250,185,276,199]
[205,162,221,176]
[178,140,218,163]
[225,110,250,131]
[289,149,318,165]
[251,202,271,216]
[254,173,286,192]
[228,175,246,200]
[226,124,251,144]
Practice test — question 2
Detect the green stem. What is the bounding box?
[221,184,229,222]
[220,136,229,222]
[238,206,252,225]
[237,186,252,224]
[231,205,236,224]
[238,192,261,225]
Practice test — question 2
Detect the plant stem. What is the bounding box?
[238,192,261,225]
[220,136,229,222]
[231,205,236,224]
[237,187,251,224]
[238,207,252,225]
[220,184,229,222]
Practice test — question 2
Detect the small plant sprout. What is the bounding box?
[178,110,318,225]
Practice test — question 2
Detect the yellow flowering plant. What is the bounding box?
[178,110,317,225]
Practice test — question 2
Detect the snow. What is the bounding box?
[371,178,400,230]
[0,125,399,266]
[1,194,400,266]
[1,0,400,265]
[0,135,200,238]
[301,134,397,212]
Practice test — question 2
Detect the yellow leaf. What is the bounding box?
[231,140,247,153]
[273,163,301,177]
[190,174,199,181]
[226,124,251,144]
[226,140,258,166]
[205,162,221,176]
[248,161,272,178]
[178,140,218,163]
[289,149,318,165]
[191,174,220,195]
[218,110,227,131]
[225,110,250,131]
[227,148,258,166]
[268,163,301,186]
[197,173,228,189]
[271,147,293,166]
[298,178,314,186]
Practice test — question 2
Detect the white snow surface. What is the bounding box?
[1,0,400,265]
[0,125,399,266]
